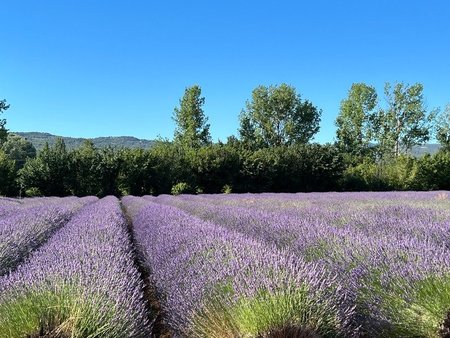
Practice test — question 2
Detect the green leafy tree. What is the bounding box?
[335,83,378,157]
[0,99,10,144]
[0,150,17,196]
[117,148,154,196]
[435,104,450,152]
[414,152,450,190]
[19,138,71,196]
[69,140,102,196]
[173,85,211,148]
[241,144,343,192]
[239,84,321,148]
[97,147,122,196]
[191,143,241,193]
[147,140,193,194]
[1,134,36,170]
[374,82,434,157]
[238,112,259,149]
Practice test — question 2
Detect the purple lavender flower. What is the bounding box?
[124,196,354,337]
[0,196,97,275]
[153,191,450,336]
[0,196,151,337]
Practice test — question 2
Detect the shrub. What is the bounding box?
[341,160,385,191]
[171,182,193,195]
[221,184,232,194]
[25,187,42,197]
[415,151,450,190]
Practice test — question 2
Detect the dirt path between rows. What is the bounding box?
[121,203,174,338]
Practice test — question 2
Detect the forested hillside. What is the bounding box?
[15,132,155,151]
[14,132,442,156]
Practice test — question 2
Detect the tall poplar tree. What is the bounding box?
[173,85,211,148]
[436,104,450,152]
[335,83,378,157]
[374,82,434,157]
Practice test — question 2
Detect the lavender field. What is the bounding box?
[1,192,450,337]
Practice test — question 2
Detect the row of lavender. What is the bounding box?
[0,197,151,337]
[123,195,355,337]
[2,192,448,337]
[151,192,450,337]
[0,196,97,275]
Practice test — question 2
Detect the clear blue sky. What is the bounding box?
[1,0,449,143]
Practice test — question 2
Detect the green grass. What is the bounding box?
[190,284,344,338]
[359,273,450,337]
[0,284,119,338]
[384,275,450,337]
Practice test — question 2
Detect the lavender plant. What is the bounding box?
[0,196,97,275]
[124,196,355,337]
[154,192,450,336]
[0,196,151,337]
[354,238,450,337]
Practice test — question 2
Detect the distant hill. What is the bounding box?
[14,132,155,151]
[409,144,441,156]
[363,143,441,157]
[12,132,442,155]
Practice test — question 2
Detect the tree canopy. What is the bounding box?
[374,83,434,157]
[239,84,321,148]
[436,104,450,152]
[335,83,377,157]
[173,85,211,148]
[19,138,70,196]
[0,99,10,144]
[1,83,449,197]
[1,134,36,170]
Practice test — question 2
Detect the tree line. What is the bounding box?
[0,83,449,197]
